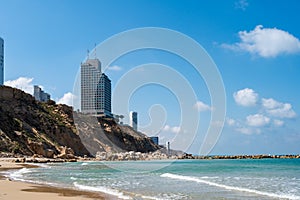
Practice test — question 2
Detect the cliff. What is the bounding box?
[0,86,159,158]
[74,113,159,155]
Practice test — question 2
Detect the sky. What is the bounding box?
[1,0,300,155]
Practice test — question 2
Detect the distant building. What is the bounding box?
[129,111,138,131]
[113,114,124,125]
[33,85,50,102]
[0,37,4,85]
[81,58,112,117]
[166,141,170,156]
[150,136,159,145]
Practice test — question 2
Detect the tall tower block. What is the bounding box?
[0,37,4,85]
[81,58,112,117]
[130,111,138,131]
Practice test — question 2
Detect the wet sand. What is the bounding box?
[0,159,107,200]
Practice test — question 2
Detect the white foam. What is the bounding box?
[73,182,132,200]
[140,195,165,200]
[161,173,300,200]
[200,176,219,179]
[9,168,32,180]
[81,162,89,166]
[25,163,50,168]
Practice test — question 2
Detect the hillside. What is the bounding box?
[0,86,159,158]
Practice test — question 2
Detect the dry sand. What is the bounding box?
[0,159,106,200]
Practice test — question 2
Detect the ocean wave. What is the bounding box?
[140,195,166,200]
[81,162,89,166]
[9,168,32,180]
[140,193,188,200]
[200,176,219,179]
[73,182,132,200]
[139,193,187,200]
[160,173,300,200]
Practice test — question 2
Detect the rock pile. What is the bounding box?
[95,150,179,161]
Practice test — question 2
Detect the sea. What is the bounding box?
[5,159,300,200]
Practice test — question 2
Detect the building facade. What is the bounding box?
[130,111,138,131]
[150,136,159,145]
[0,37,4,85]
[33,85,51,102]
[97,73,112,117]
[81,58,112,117]
[166,141,170,156]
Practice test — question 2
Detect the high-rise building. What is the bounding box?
[34,85,51,102]
[81,58,112,117]
[0,37,4,85]
[166,141,170,156]
[130,111,138,131]
[97,73,112,117]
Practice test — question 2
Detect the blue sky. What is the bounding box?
[1,0,300,155]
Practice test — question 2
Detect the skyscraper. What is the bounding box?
[81,58,112,117]
[130,111,138,131]
[0,37,4,85]
[97,73,112,117]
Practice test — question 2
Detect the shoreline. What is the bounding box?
[0,159,112,200]
[0,156,299,200]
[1,152,299,164]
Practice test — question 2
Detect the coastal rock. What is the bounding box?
[74,114,160,156]
[27,141,45,156]
[0,86,90,157]
[45,149,55,158]
[0,86,160,158]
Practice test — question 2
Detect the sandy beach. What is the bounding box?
[0,159,106,200]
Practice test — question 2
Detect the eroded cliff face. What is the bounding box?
[0,85,90,157]
[74,114,160,156]
[0,86,159,158]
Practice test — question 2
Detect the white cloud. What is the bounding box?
[107,65,122,71]
[226,118,236,126]
[194,101,212,112]
[273,119,284,127]
[262,98,296,118]
[163,125,171,131]
[229,89,296,135]
[223,25,300,58]
[4,77,35,95]
[246,114,270,127]
[163,125,181,134]
[236,127,261,135]
[235,0,249,10]
[57,92,75,106]
[233,88,258,107]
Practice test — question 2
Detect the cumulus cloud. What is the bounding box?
[163,125,181,134]
[4,77,35,95]
[107,65,122,71]
[262,98,296,118]
[57,92,75,106]
[236,127,261,135]
[273,119,284,127]
[233,88,258,106]
[226,118,236,126]
[222,25,300,57]
[194,101,212,112]
[246,114,270,127]
[230,88,297,134]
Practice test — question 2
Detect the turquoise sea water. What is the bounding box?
[6,159,300,199]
